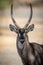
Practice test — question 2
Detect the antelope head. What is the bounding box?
[9,3,34,44]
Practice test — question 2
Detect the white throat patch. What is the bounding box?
[18,41,24,49]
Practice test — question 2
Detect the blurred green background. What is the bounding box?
[0,0,10,9]
[0,0,16,9]
[0,0,43,9]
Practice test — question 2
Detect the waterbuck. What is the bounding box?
[9,3,43,65]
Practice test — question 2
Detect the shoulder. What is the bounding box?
[29,42,43,47]
[29,42,43,53]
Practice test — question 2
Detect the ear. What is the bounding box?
[9,24,18,33]
[26,24,34,33]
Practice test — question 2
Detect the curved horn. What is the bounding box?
[11,4,20,29]
[24,3,32,29]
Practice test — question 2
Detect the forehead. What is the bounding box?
[19,29,25,33]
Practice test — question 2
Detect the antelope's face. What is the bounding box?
[9,24,34,44]
[9,3,34,44]
[18,29,26,43]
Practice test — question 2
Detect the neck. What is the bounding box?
[25,34,29,45]
[17,34,30,50]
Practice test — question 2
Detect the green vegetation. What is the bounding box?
[0,0,9,9]
[0,0,16,9]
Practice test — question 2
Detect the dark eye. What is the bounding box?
[19,29,21,33]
